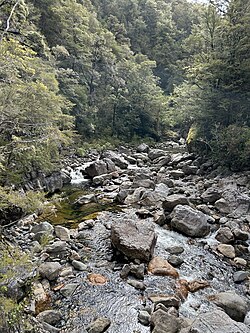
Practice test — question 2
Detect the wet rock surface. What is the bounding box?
[3,141,250,333]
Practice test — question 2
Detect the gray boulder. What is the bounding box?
[38,262,62,281]
[209,291,248,322]
[181,310,250,333]
[102,150,128,169]
[111,218,157,262]
[170,205,211,237]
[85,160,108,178]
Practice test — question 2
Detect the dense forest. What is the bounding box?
[0,0,249,185]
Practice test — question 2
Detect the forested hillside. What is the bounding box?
[0,0,249,186]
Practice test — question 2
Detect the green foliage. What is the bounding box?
[211,125,250,171]
[0,186,45,215]
[0,243,33,332]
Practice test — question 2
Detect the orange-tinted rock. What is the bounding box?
[175,279,190,300]
[188,280,210,293]
[148,256,179,278]
[87,273,108,285]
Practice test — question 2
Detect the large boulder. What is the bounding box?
[85,161,108,178]
[170,205,211,237]
[111,218,157,262]
[102,150,128,169]
[209,291,248,322]
[180,310,250,333]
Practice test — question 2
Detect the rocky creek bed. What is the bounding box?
[2,141,250,333]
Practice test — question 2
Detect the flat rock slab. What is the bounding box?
[111,218,157,262]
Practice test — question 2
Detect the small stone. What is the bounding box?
[31,222,54,234]
[72,260,87,271]
[234,257,247,266]
[86,317,111,333]
[54,226,70,241]
[215,227,234,244]
[233,271,249,283]
[167,255,184,267]
[149,295,181,308]
[60,283,78,297]
[38,262,62,281]
[36,310,62,325]
[165,246,184,255]
[148,256,179,278]
[87,274,108,285]
[120,264,130,279]
[217,244,235,258]
[127,279,145,290]
[138,310,150,326]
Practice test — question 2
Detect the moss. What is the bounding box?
[38,187,122,228]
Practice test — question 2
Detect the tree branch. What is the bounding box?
[0,0,21,43]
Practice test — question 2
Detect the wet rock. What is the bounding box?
[215,227,234,244]
[151,309,180,333]
[217,244,235,258]
[86,317,111,333]
[165,246,184,255]
[149,295,181,308]
[60,283,78,297]
[111,218,157,262]
[182,310,250,333]
[167,255,184,267]
[163,194,189,211]
[138,310,150,325]
[38,262,62,281]
[130,263,145,279]
[71,260,87,271]
[36,310,62,325]
[233,271,249,283]
[148,256,179,278]
[120,264,130,279]
[170,205,211,237]
[209,291,248,321]
[127,279,145,290]
[87,274,108,285]
[54,226,70,241]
